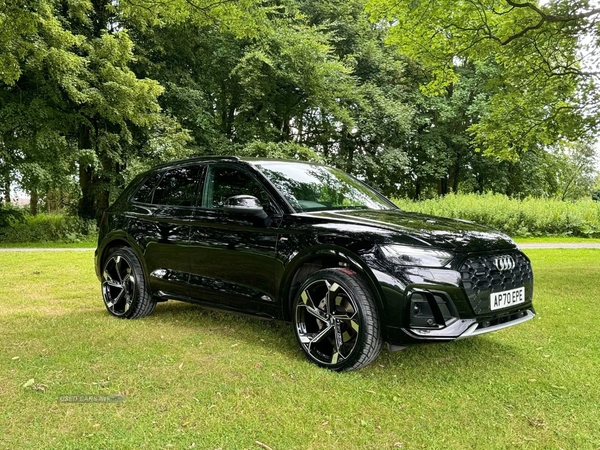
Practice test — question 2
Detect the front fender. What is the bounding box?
[278,244,389,330]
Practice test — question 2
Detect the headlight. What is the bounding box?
[379,245,454,267]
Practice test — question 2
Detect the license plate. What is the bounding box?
[490,287,525,311]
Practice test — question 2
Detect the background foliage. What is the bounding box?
[1,0,599,225]
[0,213,96,243]
[395,193,600,237]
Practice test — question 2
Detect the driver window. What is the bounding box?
[204,166,269,209]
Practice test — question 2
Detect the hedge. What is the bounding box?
[394,193,600,237]
[0,213,98,243]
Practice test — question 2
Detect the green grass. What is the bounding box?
[1,250,599,449]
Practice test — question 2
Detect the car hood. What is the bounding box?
[296,209,516,252]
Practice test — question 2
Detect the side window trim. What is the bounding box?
[147,171,166,205]
[200,164,214,209]
[191,164,206,208]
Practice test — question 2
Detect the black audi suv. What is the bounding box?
[95,156,535,371]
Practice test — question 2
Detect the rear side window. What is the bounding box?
[132,172,163,204]
[152,165,202,207]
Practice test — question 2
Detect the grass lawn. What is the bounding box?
[1,250,599,449]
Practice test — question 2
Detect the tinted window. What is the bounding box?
[152,166,202,207]
[255,162,394,212]
[132,172,163,204]
[204,167,268,208]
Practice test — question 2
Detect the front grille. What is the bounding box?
[459,251,533,314]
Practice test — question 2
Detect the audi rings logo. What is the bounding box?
[494,255,516,271]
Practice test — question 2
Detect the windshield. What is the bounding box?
[255,161,396,212]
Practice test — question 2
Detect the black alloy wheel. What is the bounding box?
[101,247,156,319]
[293,268,382,371]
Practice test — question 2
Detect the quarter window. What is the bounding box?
[152,166,202,206]
[132,172,162,204]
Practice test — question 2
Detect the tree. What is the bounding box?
[0,0,191,219]
[130,3,361,153]
[551,141,598,200]
[366,0,599,158]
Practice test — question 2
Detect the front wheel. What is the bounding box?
[101,247,156,319]
[292,268,383,372]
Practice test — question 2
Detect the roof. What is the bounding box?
[149,155,324,171]
[150,155,240,170]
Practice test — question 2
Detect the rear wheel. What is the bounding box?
[292,268,382,371]
[101,247,156,319]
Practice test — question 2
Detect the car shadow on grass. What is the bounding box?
[109,300,526,375]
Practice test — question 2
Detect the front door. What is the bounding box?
[188,164,283,316]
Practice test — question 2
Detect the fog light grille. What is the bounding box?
[409,291,457,329]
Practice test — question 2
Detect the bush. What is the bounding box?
[0,213,98,243]
[394,193,600,237]
[0,204,26,228]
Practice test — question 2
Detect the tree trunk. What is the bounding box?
[280,115,290,141]
[475,173,484,194]
[438,177,448,196]
[345,145,354,174]
[297,112,303,143]
[2,171,10,203]
[78,163,97,219]
[450,150,461,193]
[30,189,38,215]
[96,154,113,215]
[414,178,421,200]
[78,125,97,219]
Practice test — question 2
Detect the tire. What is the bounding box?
[292,268,383,372]
[101,247,156,319]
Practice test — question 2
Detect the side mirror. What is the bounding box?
[223,195,267,218]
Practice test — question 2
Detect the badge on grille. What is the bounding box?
[494,255,516,271]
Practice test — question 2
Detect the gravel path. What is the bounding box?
[518,243,600,249]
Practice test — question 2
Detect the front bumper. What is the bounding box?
[370,249,535,346]
[456,309,535,339]
[384,303,536,346]
[401,307,535,341]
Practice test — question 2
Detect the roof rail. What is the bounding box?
[189,155,240,161]
[151,155,241,170]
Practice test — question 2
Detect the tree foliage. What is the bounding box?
[1,0,191,218]
[366,0,599,157]
[1,0,599,220]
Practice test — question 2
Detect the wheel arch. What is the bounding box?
[279,245,387,329]
[97,232,151,292]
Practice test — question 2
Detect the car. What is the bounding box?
[95,156,535,371]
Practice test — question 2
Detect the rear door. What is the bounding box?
[133,164,204,298]
[188,163,283,316]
